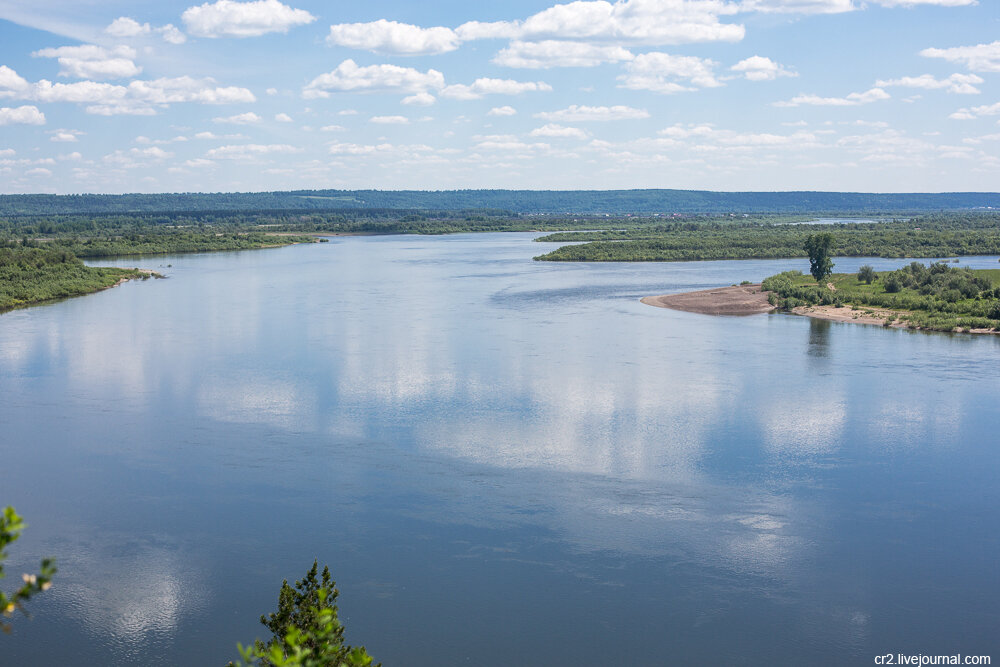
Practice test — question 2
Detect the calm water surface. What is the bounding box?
[2,234,999,665]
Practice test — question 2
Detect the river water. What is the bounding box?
[2,233,999,665]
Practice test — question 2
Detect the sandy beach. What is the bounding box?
[640,284,776,316]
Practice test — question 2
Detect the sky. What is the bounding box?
[0,0,998,194]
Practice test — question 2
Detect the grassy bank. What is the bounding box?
[761,263,1000,333]
[1,247,155,311]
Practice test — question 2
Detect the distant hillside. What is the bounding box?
[2,189,999,216]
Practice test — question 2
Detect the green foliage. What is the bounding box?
[233,562,378,667]
[0,246,149,311]
[762,264,1000,332]
[857,265,876,284]
[1,507,56,633]
[804,233,835,283]
[534,213,1000,262]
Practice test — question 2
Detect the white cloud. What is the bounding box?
[739,0,854,12]
[440,78,552,100]
[730,55,797,81]
[50,128,82,142]
[0,66,30,94]
[338,109,358,115]
[328,142,389,155]
[775,87,890,107]
[182,0,315,38]
[58,151,82,160]
[921,41,1000,73]
[875,73,983,94]
[0,105,46,125]
[105,17,151,37]
[457,0,745,46]
[530,123,589,139]
[213,111,262,124]
[618,52,722,93]
[402,92,436,106]
[327,20,460,55]
[1,67,255,115]
[185,158,216,167]
[488,105,518,116]
[493,41,634,68]
[319,124,344,131]
[274,112,293,122]
[472,134,550,151]
[370,115,409,124]
[0,149,14,157]
[32,45,141,80]
[206,143,301,158]
[535,104,650,121]
[158,24,188,44]
[303,60,445,98]
[949,101,1000,120]
[26,167,52,176]
[104,16,186,44]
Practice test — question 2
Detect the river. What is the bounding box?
[2,233,998,665]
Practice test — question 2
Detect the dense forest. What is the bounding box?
[2,189,999,216]
[762,263,1000,333]
[534,213,1000,262]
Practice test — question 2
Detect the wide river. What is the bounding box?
[2,233,999,665]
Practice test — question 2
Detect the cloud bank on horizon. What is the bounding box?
[0,0,997,193]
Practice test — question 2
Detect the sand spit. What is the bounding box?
[640,284,776,316]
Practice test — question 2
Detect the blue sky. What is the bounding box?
[0,0,998,194]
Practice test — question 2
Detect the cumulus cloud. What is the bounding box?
[739,0,854,12]
[182,0,315,38]
[488,105,518,116]
[730,55,797,81]
[535,104,649,121]
[530,123,589,139]
[921,41,1000,73]
[618,52,721,93]
[457,0,745,46]
[105,17,188,44]
[158,25,188,44]
[303,60,445,98]
[0,105,45,125]
[50,128,82,142]
[105,17,151,37]
[876,73,983,94]
[327,19,460,55]
[0,66,255,115]
[949,101,1000,120]
[32,45,141,80]
[774,87,890,107]
[440,78,552,100]
[370,115,409,124]
[493,41,634,68]
[26,167,52,176]
[213,111,261,123]
[402,92,436,106]
[274,112,293,122]
[206,143,301,158]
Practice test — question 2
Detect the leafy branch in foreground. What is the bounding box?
[0,506,56,633]
[232,561,378,667]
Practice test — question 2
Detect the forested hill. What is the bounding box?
[2,190,999,216]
